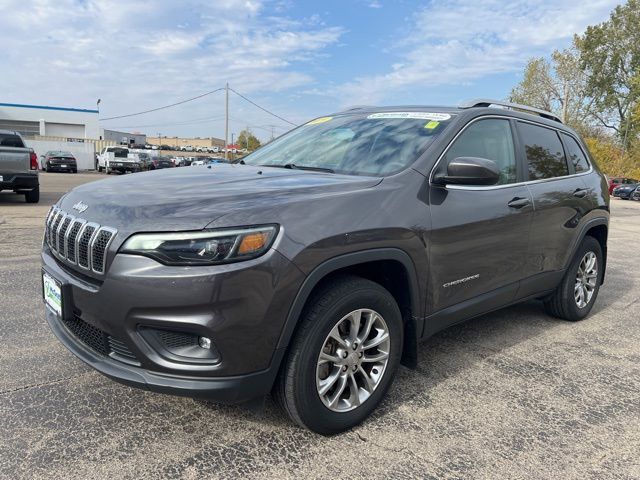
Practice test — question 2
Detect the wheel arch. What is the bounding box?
[274,248,421,370]
[569,218,608,284]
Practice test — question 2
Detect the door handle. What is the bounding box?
[573,188,588,198]
[507,197,530,209]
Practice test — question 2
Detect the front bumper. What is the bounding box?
[42,246,305,401]
[0,172,38,191]
[45,307,278,401]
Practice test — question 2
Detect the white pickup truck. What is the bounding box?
[0,130,39,203]
[97,146,141,174]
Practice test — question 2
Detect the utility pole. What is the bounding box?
[224,82,229,161]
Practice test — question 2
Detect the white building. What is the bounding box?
[0,102,100,139]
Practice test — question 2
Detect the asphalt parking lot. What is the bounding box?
[1,172,639,480]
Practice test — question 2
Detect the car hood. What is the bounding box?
[57,164,381,233]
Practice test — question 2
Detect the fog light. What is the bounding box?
[198,336,212,349]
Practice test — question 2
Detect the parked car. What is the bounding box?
[631,186,640,201]
[137,152,152,171]
[0,130,39,203]
[41,100,609,434]
[41,151,77,173]
[608,177,637,194]
[190,159,205,166]
[150,156,175,169]
[612,183,639,199]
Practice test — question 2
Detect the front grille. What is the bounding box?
[62,314,138,364]
[62,315,110,356]
[45,206,117,275]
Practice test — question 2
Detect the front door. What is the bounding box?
[428,117,533,314]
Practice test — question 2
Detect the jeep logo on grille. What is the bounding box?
[72,201,89,213]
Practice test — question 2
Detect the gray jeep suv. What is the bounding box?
[42,100,609,434]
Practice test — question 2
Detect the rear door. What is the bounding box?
[518,122,591,277]
[0,133,29,174]
[428,117,534,313]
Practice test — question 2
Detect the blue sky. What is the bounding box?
[0,0,620,140]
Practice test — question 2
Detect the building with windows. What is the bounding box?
[102,129,147,146]
[0,102,100,139]
[146,135,225,149]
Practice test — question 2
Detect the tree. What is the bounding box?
[236,130,261,151]
[576,0,640,144]
[509,46,593,132]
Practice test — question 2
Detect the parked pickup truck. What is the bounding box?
[97,146,141,174]
[0,130,39,203]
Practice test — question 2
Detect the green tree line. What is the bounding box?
[509,0,640,178]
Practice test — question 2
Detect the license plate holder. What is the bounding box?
[43,272,63,317]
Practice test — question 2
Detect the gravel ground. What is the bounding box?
[1,172,639,480]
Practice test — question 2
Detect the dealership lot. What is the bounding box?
[1,172,639,479]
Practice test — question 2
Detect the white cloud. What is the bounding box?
[335,0,618,105]
[0,0,343,136]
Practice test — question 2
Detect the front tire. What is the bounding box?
[275,275,403,435]
[544,236,603,321]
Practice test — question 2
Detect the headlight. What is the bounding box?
[120,225,278,266]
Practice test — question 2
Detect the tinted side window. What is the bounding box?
[518,122,568,180]
[0,133,25,148]
[444,119,517,184]
[561,134,590,173]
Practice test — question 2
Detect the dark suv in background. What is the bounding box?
[42,100,609,434]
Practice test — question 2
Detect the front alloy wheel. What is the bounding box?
[316,309,390,412]
[275,275,402,435]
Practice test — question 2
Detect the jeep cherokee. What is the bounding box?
[42,100,609,434]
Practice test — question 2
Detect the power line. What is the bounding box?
[109,115,227,129]
[229,87,297,126]
[100,87,225,121]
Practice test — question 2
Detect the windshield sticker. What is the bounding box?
[307,116,333,125]
[367,112,451,121]
[424,121,440,129]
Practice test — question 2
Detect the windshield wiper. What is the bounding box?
[260,163,334,173]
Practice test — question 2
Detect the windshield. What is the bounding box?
[242,112,454,176]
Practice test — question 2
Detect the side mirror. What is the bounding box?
[433,156,500,186]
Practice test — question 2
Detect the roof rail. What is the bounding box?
[459,98,562,123]
[342,105,373,112]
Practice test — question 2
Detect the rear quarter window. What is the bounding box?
[561,133,590,173]
[0,133,25,148]
[518,122,569,180]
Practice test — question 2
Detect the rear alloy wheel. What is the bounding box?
[544,236,602,321]
[275,275,402,435]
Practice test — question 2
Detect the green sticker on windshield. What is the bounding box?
[424,121,440,129]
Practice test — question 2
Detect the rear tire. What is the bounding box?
[25,187,40,204]
[275,275,403,435]
[544,236,602,321]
